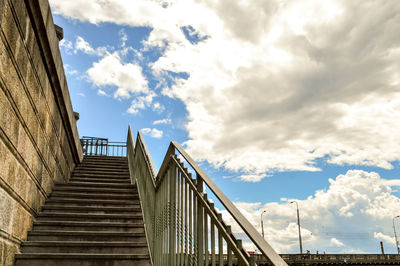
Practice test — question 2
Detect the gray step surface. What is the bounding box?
[36,212,143,223]
[41,205,141,213]
[27,231,147,242]
[32,220,144,232]
[71,173,130,180]
[68,178,131,184]
[50,191,138,200]
[15,253,151,266]
[21,241,149,254]
[45,197,140,205]
[52,186,136,194]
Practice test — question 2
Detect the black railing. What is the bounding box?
[80,136,126,157]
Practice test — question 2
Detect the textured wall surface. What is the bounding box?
[0,0,82,264]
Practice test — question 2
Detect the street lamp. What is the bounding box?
[290,201,303,254]
[261,210,266,239]
[393,215,400,254]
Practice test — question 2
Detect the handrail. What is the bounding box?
[172,142,288,266]
[127,125,288,266]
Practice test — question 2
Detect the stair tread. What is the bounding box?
[15,253,149,259]
[68,179,131,184]
[34,220,143,226]
[22,241,148,246]
[50,192,137,198]
[42,205,140,210]
[29,230,146,236]
[46,198,139,204]
[38,212,142,218]
[52,187,136,193]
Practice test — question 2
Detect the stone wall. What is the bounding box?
[0,0,82,264]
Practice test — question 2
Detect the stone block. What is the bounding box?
[0,189,13,232]
[1,1,20,56]
[10,0,28,39]
[3,241,18,266]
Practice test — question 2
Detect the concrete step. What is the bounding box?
[36,212,143,223]
[81,158,128,164]
[45,197,140,206]
[72,172,130,179]
[50,191,138,200]
[52,186,137,194]
[73,169,130,175]
[68,178,131,184]
[77,164,129,171]
[41,205,141,214]
[15,253,151,266]
[27,231,147,242]
[83,155,127,161]
[74,166,130,173]
[20,241,149,254]
[32,220,144,233]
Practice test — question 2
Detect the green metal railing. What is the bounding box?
[127,125,287,266]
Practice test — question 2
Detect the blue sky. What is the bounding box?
[51,0,400,254]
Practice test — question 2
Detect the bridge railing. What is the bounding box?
[126,125,287,266]
[81,136,126,156]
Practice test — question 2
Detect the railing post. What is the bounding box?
[196,173,204,265]
[169,163,177,265]
[249,254,256,266]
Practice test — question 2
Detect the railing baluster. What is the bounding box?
[169,164,176,265]
[189,181,193,265]
[218,229,223,266]
[164,172,168,266]
[204,210,209,266]
[227,246,233,266]
[180,170,184,265]
[211,221,216,266]
[196,175,204,266]
[177,169,181,266]
[184,177,188,266]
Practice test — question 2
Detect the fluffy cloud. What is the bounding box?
[141,128,163,138]
[219,170,400,253]
[87,51,149,99]
[75,36,108,56]
[51,0,400,178]
[153,118,171,125]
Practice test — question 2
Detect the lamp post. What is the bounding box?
[291,201,303,254]
[261,210,266,239]
[393,215,400,254]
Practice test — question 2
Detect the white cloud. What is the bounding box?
[51,0,400,177]
[141,128,163,138]
[77,93,85,97]
[238,173,269,182]
[218,170,400,253]
[97,89,109,96]
[330,238,345,247]
[152,102,165,113]
[153,118,171,125]
[59,39,73,54]
[127,91,156,114]
[119,29,128,47]
[75,36,108,56]
[374,232,395,245]
[87,52,149,99]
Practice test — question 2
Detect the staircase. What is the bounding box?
[15,156,151,266]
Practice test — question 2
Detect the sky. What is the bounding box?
[50,0,400,255]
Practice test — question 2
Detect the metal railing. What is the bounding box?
[127,125,287,266]
[81,136,126,157]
